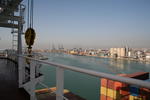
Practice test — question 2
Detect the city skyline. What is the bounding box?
[0,0,150,49]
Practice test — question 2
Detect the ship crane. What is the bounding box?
[0,1,42,100]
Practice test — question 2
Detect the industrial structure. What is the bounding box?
[110,47,127,58]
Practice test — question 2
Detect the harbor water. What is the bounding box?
[37,53,150,100]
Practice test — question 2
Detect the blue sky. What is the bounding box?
[0,0,150,49]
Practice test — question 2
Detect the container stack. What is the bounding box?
[129,87,150,100]
[100,78,129,100]
[100,72,150,100]
[129,85,141,100]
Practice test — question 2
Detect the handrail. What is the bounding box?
[19,55,150,89]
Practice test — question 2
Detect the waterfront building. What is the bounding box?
[136,50,145,58]
[125,45,129,57]
[69,48,78,55]
[128,51,131,57]
[97,49,109,57]
[70,50,78,55]
[110,47,126,58]
[145,52,150,61]
[128,49,137,58]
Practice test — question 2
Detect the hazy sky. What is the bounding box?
[0,0,150,49]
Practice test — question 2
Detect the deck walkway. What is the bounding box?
[0,58,30,100]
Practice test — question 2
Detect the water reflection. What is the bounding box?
[43,52,150,74]
[109,59,125,69]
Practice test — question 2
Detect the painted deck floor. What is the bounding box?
[0,58,30,100]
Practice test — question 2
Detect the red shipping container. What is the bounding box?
[106,96,113,100]
[100,94,107,100]
[125,72,149,80]
[107,80,114,89]
[101,78,108,87]
[140,88,150,100]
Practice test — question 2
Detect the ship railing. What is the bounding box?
[0,49,8,58]
[18,55,150,100]
[6,49,17,61]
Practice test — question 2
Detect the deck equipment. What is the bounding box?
[25,0,36,55]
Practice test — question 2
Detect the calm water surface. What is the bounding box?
[37,53,150,100]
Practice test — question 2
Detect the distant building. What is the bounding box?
[125,46,129,56]
[128,49,137,58]
[136,50,144,58]
[145,52,150,61]
[97,49,109,57]
[69,48,78,55]
[110,48,126,58]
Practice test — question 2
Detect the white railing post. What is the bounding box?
[18,56,25,88]
[56,67,64,100]
[30,60,37,100]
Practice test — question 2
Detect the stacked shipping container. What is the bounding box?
[100,72,150,100]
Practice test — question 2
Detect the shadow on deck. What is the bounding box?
[0,58,30,100]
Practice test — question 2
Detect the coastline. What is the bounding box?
[66,53,150,64]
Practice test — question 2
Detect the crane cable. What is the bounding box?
[27,0,34,28]
[25,0,36,56]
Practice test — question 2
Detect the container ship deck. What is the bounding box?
[0,0,150,100]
